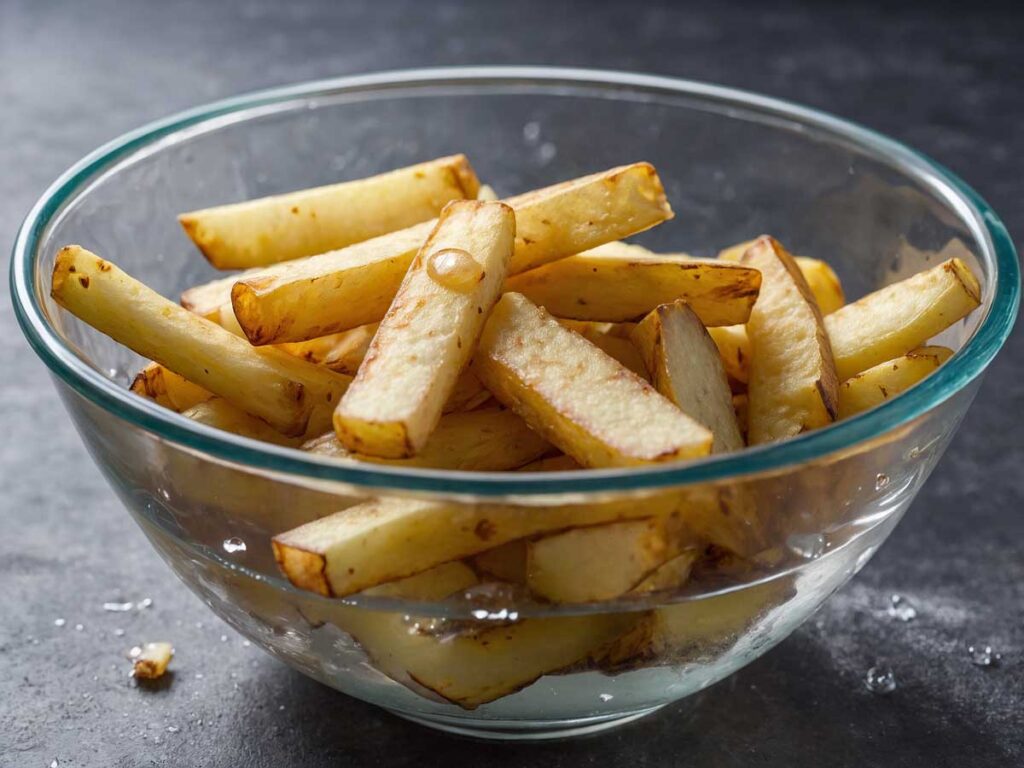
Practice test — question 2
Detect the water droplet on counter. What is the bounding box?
[241,640,251,648]
[875,473,890,491]
[74,624,84,632]
[599,693,614,702]
[137,598,153,610]
[166,726,179,734]
[54,618,66,628]
[537,142,557,165]
[787,533,826,559]
[220,635,228,643]
[50,760,59,768]
[129,646,143,659]
[865,666,897,695]
[522,121,541,144]
[114,628,125,637]
[886,594,917,622]
[103,601,135,612]
[426,248,483,291]
[967,644,1001,667]
[194,673,204,680]
[222,537,247,554]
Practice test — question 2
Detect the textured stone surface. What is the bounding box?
[1,1,1021,766]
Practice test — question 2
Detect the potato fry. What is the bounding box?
[130,362,212,412]
[505,243,761,326]
[527,516,690,603]
[179,155,479,269]
[838,346,953,419]
[334,200,515,457]
[362,561,478,599]
[469,540,528,583]
[707,325,751,385]
[51,246,349,436]
[273,494,677,597]
[277,324,378,374]
[743,237,839,444]
[721,241,844,315]
[180,268,261,319]
[733,393,748,440]
[631,301,743,453]
[474,294,713,468]
[304,408,550,471]
[632,549,699,594]
[560,320,648,379]
[825,258,980,380]
[181,398,304,446]
[516,454,582,472]
[476,184,499,202]
[229,163,673,344]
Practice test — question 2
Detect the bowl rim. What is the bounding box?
[10,66,1020,497]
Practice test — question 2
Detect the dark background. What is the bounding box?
[1,1,1021,766]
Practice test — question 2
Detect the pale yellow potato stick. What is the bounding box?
[278,324,379,374]
[130,362,213,412]
[707,324,751,385]
[559,320,648,379]
[229,163,673,345]
[179,155,480,269]
[51,246,349,436]
[515,454,583,472]
[505,243,761,326]
[825,258,980,380]
[631,301,743,453]
[180,266,263,319]
[468,540,528,583]
[473,293,713,468]
[743,236,839,444]
[181,398,305,447]
[632,549,699,594]
[273,494,678,597]
[335,201,516,458]
[838,346,953,419]
[304,408,550,471]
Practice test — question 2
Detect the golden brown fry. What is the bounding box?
[838,346,953,419]
[179,155,479,268]
[181,398,304,447]
[474,293,713,468]
[515,454,583,472]
[131,642,174,679]
[743,237,838,444]
[304,408,550,471]
[335,201,515,457]
[229,163,673,344]
[277,324,379,375]
[631,301,743,453]
[51,246,349,436]
[825,258,980,380]
[560,320,648,379]
[505,243,761,325]
[469,540,528,583]
[130,362,213,412]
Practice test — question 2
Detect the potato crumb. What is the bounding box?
[132,641,174,679]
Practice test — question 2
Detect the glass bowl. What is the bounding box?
[11,67,1019,741]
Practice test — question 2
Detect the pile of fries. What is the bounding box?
[51,154,982,708]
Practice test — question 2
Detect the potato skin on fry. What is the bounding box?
[474,293,713,468]
[179,155,479,269]
[838,346,953,419]
[742,236,839,444]
[334,200,516,458]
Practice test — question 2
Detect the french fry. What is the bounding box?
[273,494,677,597]
[560,320,648,379]
[181,398,304,447]
[180,267,263,320]
[474,293,713,468]
[362,561,479,599]
[631,301,743,453]
[304,408,550,471]
[721,241,845,316]
[733,393,748,440]
[469,541,528,583]
[838,346,953,419]
[476,184,499,202]
[335,201,516,457]
[51,246,349,436]
[229,163,673,344]
[825,258,980,380]
[743,237,839,444]
[707,324,751,385]
[505,243,761,326]
[527,516,691,603]
[632,549,699,593]
[277,324,378,374]
[130,362,212,412]
[516,454,582,472]
[179,155,480,269]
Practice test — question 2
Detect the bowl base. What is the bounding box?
[391,705,665,741]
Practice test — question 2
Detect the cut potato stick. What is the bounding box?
[229,163,673,345]
[516,454,582,472]
[277,324,378,375]
[527,516,691,603]
[180,268,261,319]
[179,155,480,269]
[560,320,648,379]
[51,246,349,436]
[182,398,304,447]
[304,408,550,471]
[505,243,761,326]
[632,549,699,594]
[335,200,516,458]
[476,184,499,202]
[631,301,743,453]
[362,561,479,599]
[273,494,678,597]
[707,325,751,385]
[469,541,528,584]
[838,346,953,419]
[743,237,839,444]
[825,258,980,380]
[721,241,845,315]
[474,293,713,468]
[733,393,748,441]
[130,362,213,412]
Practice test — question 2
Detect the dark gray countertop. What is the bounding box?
[1,1,1021,766]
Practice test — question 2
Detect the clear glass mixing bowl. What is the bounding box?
[11,68,1019,740]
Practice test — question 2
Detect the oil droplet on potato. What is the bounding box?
[427,248,483,291]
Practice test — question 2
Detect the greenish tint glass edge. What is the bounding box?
[11,67,1020,498]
